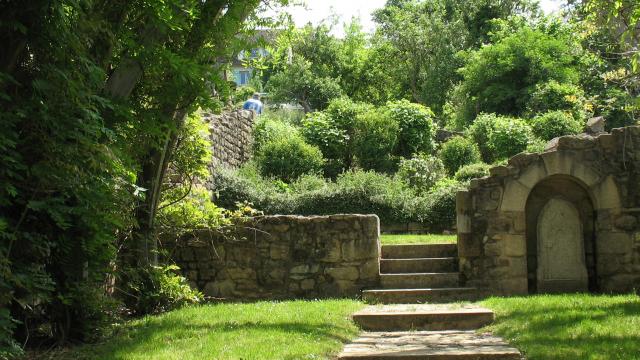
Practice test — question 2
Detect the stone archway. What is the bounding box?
[525,175,596,293]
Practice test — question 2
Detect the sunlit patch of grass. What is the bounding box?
[481,293,640,360]
[56,299,364,360]
[380,233,457,245]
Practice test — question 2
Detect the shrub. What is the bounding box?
[354,110,399,172]
[489,117,534,160]
[454,162,491,182]
[386,100,436,157]
[301,98,372,177]
[526,80,587,120]
[255,137,325,182]
[467,114,534,162]
[253,116,300,152]
[526,137,548,153]
[439,136,481,175]
[396,154,446,194]
[419,178,464,231]
[530,110,584,141]
[120,265,203,316]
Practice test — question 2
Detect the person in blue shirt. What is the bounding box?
[242,93,263,115]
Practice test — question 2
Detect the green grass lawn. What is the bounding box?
[380,233,457,245]
[53,299,364,360]
[481,293,640,360]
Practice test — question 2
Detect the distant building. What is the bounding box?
[229,47,269,86]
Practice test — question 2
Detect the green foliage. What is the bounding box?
[301,97,372,177]
[267,57,343,112]
[488,116,534,160]
[373,0,537,114]
[526,81,588,120]
[120,265,203,316]
[454,162,491,182]
[531,110,584,141]
[454,18,583,126]
[420,179,465,231]
[234,86,257,106]
[253,115,300,152]
[386,100,437,157]
[396,154,446,195]
[255,137,325,183]
[354,110,399,172]
[467,114,534,162]
[439,136,482,175]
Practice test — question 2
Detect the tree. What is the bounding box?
[451,17,584,127]
[0,0,288,353]
[372,0,537,115]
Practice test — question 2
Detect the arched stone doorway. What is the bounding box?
[525,175,597,293]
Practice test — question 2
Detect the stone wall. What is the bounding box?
[457,126,640,296]
[168,215,380,299]
[205,109,254,169]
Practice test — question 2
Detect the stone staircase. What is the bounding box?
[337,243,521,359]
[363,244,477,304]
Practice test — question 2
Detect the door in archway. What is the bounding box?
[537,198,589,293]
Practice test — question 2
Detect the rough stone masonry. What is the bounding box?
[168,215,381,299]
[457,126,640,296]
[204,109,254,169]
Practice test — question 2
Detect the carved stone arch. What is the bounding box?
[525,175,597,293]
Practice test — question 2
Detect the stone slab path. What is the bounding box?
[338,305,522,360]
[339,330,521,359]
[339,244,521,359]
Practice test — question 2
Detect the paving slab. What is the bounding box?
[382,244,458,259]
[353,304,494,331]
[338,330,522,360]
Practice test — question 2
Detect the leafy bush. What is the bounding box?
[526,80,587,120]
[211,167,462,232]
[396,154,446,195]
[526,137,548,153]
[253,115,300,152]
[354,110,399,172]
[467,114,533,162]
[530,110,584,141]
[255,137,325,183]
[439,136,481,175]
[301,98,372,177]
[120,265,203,316]
[454,162,491,181]
[413,179,464,231]
[386,100,436,157]
[489,117,534,160]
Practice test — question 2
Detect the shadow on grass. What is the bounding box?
[484,296,640,360]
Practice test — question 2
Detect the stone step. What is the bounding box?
[380,273,459,289]
[381,244,457,259]
[352,304,494,331]
[380,258,458,274]
[362,288,478,304]
[338,330,521,360]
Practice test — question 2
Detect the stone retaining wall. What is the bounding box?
[169,215,380,299]
[457,126,640,295]
[205,109,254,169]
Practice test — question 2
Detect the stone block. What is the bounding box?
[598,232,633,254]
[227,268,256,280]
[300,279,315,291]
[502,234,526,257]
[270,243,290,260]
[498,278,528,295]
[203,280,235,297]
[500,180,530,212]
[614,215,638,231]
[458,233,482,257]
[326,266,360,281]
[359,259,380,281]
[541,151,573,177]
[516,163,546,189]
[592,175,622,209]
